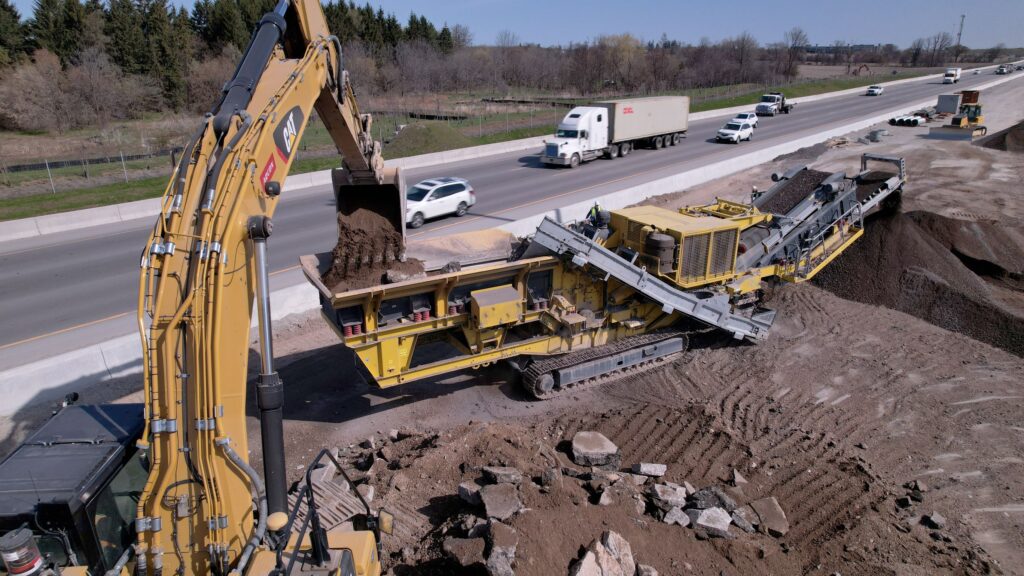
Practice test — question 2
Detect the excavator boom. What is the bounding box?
[136,0,398,573]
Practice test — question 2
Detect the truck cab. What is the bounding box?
[541,106,609,168]
[755,92,792,116]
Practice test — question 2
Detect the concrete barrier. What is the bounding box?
[2,72,1020,416]
[3,68,987,244]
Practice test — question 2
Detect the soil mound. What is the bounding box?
[814,210,1024,356]
[322,208,423,292]
[976,118,1024,153]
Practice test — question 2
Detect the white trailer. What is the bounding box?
[943,67,962,84]
[540,96,689,168]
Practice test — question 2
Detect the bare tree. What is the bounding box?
[783,27,808,77]
[926,32,953,66]
[451,24,472,49]
[907,38,925,66]
[984,43,1005,63]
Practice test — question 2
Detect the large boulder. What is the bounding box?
[483,466,523,485]
[442,537,485,568]
[648,483,688,511]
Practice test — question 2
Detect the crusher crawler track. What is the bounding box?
[519,330,689,399]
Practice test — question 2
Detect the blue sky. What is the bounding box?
[11,0,1024,48]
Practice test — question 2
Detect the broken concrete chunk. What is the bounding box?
[731,510,755,533]
[731,469,748,486]
[735,504,758,527]
[598,491,615,506]
[922,511,946,530]
[601,530,636,576]
[694,507,733,533]
[483,466,523,485]
[459,479,484,506]
[663,507,690,527]
[636,565,658,576]
[683,481,696,495]
[895,496,913,509]
[625,473,649,486]
[355,484,374,503]
[648,483,688,511]
[593,543,626,576]
[360,437,376,450]
[569,551,601,576]
[688,486,738,512]
[487,554,515,576]
[442,537,485,567]
[632,463,667,477]
[487,521,518,576]
[572,431,620,467]
[480,483,522,521]
[749,496,789,537]
[541,466,562,487]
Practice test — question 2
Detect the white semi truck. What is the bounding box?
[540,96,689,168]
[943,67,962,84]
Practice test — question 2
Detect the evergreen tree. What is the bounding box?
[57,0,85,63]
[0,0,25,66]
[28,0,63,54]
[238,0,273,32]
[190,0,213,47]
[437,25,453,55]
[208,0,248,51]
[106,0,146,73]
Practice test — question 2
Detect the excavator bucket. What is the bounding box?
[331,165,407,268]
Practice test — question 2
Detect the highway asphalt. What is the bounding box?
[1,70,1021,364]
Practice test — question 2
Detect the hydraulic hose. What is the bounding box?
[217,438,268,576]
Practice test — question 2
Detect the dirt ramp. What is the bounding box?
[976,118,1024,153]
[814,210,1024,356]
[322,208,424,292]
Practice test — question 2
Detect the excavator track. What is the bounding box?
[520,330,688,399]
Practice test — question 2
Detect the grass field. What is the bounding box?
[0,69,934,222]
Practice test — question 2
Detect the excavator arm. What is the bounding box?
[136,1,399,573]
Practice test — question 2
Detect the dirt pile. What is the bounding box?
[976,118,1024,153]
[321,208,423,292]
[814,210,1024,356]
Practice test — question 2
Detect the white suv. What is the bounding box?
[866,85,884,96]
[716,121,753,144]
[406,177,477,228]
[731,112,758,128]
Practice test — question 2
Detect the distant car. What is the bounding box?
[996,66,1009,75]
[716,121,753,144]
[405,177,476,228]
[866,85,884,96]
[1017,65,1024,71]
[973,69,982,75]
[731,112,759,128]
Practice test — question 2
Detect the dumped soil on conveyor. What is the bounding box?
[814,210,1024,356]
[854,170,896,202]
[322,208,424,292]
[758,169,831,215]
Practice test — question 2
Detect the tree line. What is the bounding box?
[0,0,1017,134]
[0,0,463,131]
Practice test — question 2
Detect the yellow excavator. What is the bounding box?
[135,0,404,573]
[0,1,400,575]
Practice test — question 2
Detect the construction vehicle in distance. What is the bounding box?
[0,0,400,574]
[303,153,905,398]
[929,89,987,139]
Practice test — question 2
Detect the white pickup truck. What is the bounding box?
[755,92,795,116]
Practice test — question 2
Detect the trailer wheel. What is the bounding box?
[620,143,630,157]
[606,145,619,159]
[654,136,664,149]
[570,154,581,169]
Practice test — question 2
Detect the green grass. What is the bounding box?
[0,176,168,221]
[0,70,935,222]
[1,158,162,187]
